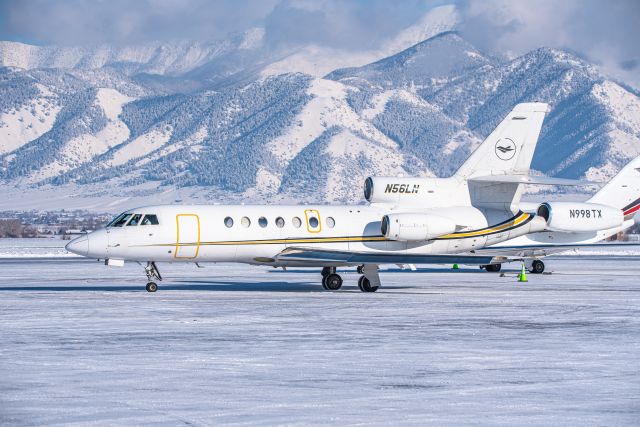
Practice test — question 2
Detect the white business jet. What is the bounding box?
[472,154,640,273]
[65,102,626,292]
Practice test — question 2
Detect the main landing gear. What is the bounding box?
[529,260,545,274]
[320,265,381,292]
[145,261,162,292]
[481,260,545,274]
[321,267,343,290]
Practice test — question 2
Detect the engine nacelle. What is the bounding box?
[364,177,428,204]
[537,202,623,232]
[381,213,457,241]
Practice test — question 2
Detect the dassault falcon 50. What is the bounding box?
[66,103,635,292]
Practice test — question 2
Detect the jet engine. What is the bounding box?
[381,213,457,241]
[364,177,428,204]
[536,202,623,232]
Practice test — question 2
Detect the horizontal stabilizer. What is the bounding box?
[468,175,601,186]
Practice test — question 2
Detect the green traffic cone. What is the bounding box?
[453,263,459,270]
[518,263,528,282]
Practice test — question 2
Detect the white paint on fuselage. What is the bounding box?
[86,204,546,266]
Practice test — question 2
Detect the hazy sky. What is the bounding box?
[1,0,638,87]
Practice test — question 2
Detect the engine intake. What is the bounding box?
[381,213,457,241]
[537,202,623,232]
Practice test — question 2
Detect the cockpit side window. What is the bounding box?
[127,214,142,226]
[140,214,159,225]
[112,213,133,227]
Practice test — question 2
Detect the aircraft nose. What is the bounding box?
[65,235,89,256]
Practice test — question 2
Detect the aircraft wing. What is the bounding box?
[275,247,495,266]
[470,242,640,259]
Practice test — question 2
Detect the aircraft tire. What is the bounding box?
[485,264,502,272]
[146,282,158,292]
[530,260,545,274]
[324,274,343,291]
[358,276,378,293]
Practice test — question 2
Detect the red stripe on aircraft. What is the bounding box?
[624,204,640,216]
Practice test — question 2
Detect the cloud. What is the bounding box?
[458,0,640,86]
[263,0,440,50]
[1,0,638,87]
[0,0,279,45]
[0,0,437,48]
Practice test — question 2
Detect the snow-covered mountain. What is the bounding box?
[0,26,639,211]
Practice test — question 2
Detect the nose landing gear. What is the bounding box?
[145,262,162,292]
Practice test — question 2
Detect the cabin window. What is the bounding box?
[275,217,285,228]
[326,216,335,228]
[141,215,159,225]
[258,217,268,228]
[127,214,142,226]
[309,217,319,228]
[112,214,133,227]
[224,217,234,228]
[292,217,302,228]
[241,216,251,228]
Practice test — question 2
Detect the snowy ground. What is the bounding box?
[1,256,639,426]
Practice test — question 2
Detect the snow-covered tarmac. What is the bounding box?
[1,257,639,426]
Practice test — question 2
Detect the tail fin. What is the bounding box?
[588,156,640,220]
[455,103,549,212]
[455,102,549,179]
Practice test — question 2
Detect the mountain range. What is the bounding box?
[1,8,639,211]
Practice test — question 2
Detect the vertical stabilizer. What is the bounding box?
[455,103,549,179]
[457,103,549,212]
[589,156,640,220]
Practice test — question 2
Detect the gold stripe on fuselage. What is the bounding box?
[133,212,533,248]
[436,212,531,239]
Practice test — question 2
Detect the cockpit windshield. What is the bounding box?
[111,213,133,227]
[106,213,127,227]
[106,212,160,228]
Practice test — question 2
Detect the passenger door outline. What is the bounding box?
[175,214,200,259]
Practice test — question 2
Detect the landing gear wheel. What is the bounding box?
[358,276,379,293]
[530,260,545,274]
[323,273,343,291]
[484,264,502,272]
[321,266,336,278]
[321,275,328,290]
[146,282,158,292]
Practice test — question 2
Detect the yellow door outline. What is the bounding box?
[175,214,200,259]
[304,209,322,233]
